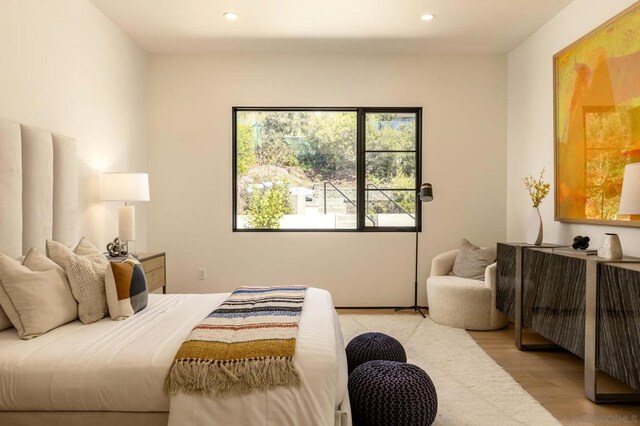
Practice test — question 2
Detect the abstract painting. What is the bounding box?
[554,3,640,226]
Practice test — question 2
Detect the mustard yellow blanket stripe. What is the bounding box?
[175,338,296,361]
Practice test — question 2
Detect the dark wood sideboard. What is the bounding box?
[496,243,640,403]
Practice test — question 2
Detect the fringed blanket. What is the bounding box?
[165,285,308,398]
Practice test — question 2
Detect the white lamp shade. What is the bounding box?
[101,172,150,202]
[619,163,640,214]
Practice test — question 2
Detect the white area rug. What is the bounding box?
[339,315,561,426]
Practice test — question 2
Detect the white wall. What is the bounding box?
[147,53,507,306]
[507,0,639,253]
[0,0,148,251]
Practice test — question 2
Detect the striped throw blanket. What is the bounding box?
[165,285,308,397]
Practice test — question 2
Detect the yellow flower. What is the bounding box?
[523,168,550,208]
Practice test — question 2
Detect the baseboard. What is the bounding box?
[336,306,400,309]
[335,306,428,310]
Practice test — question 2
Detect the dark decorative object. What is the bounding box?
[346,332,406,374]
[349,360,438,426]
[572,236,590,250]
[106,237,128,257]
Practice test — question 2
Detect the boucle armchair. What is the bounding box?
[426,249,508,330]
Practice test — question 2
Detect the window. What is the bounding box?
[233,107,421,231]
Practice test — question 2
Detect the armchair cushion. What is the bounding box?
[484,262,497,288]
[452,239,496,281]
[430,249,459,277]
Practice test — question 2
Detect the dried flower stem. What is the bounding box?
[523,168,550,208]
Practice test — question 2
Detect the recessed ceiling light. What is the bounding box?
[421,14,435,21]
[223,12,239,21]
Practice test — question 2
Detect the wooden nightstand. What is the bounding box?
[137,252,166,294]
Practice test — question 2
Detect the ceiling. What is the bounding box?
[90,0,574,54]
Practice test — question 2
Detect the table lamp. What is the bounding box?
[101,172,150,254]
[619,163,640,220]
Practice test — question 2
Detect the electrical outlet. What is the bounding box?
[198,268,206,280]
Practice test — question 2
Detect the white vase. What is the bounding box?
[597,233,623,259]
[526,207,543,245]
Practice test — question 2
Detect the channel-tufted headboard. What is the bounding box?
[0,118,78,258]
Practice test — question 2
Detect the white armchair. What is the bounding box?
[426,249,508,330]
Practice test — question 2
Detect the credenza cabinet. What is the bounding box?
[496,243,640,403]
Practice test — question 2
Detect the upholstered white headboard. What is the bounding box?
[0,118,78,258]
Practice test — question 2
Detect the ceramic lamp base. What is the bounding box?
[118,205,136,242]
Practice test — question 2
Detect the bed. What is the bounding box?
[0,118,351,425]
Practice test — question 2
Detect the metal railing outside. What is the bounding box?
[323,181,376,226]
[366,183,415,220]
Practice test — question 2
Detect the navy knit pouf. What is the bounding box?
[346,332,406,374]
[349,360,438,426]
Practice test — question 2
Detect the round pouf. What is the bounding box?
[349,360,438,426]
[346,332,407,374]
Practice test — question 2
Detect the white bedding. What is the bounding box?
[0,289,347,425]
[169,288,347,426]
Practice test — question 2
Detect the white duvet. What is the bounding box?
[0,289,347,426]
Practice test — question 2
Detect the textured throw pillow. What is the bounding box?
[47,238,109,324]
[0,249,78,339]
[105,256,148,320]
[452,239,496,281]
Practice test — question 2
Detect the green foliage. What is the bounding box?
[256,140,299,168]
[238,111,357,182]
[365,116,416,183]
[368,173,416,215]
[254,112,307,167]
[245,182,293,229]
[236,124,256,174]
[365,114,415,150]
[297,113,357,180]
[389,174,416,213]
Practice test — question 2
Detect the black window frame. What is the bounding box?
[232,106,422,233]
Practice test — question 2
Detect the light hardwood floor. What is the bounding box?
[337,309,640,425]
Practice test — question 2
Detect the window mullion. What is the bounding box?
[356,108,365,231]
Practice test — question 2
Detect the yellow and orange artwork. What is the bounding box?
[555,3,640,224]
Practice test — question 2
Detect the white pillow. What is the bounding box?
[0,249,78,339]
[0,255,26,331]
[45,237,80,269]
[46,238,109,324]
[0,307,11,331]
